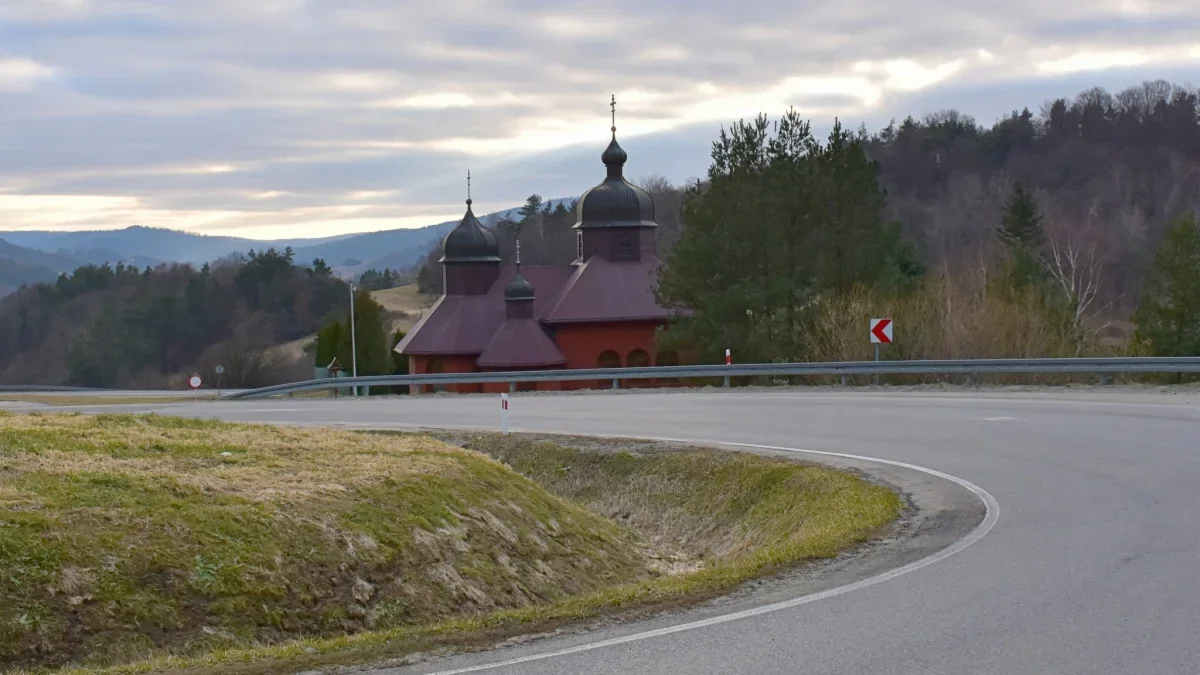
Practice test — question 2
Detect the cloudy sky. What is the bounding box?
[0,0,1198,240]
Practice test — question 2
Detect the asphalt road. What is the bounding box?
[12,389,1200,675]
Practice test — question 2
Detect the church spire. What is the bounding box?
[601,94,628,178]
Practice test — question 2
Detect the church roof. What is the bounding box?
[441,199,500,263]
[541,255,674,324]
[396,265,573,355]
[477,320,567,368]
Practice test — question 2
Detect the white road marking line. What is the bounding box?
[984,416,1015,421]
[419,433,1001,675]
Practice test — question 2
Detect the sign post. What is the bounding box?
[869,318,894,386]
[215,365,224,395]
[500,393,509,435]
[349,283,359,397]
[327,358,342,398]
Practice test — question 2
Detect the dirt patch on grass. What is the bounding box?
[435,432,903,587]
[0,414,649,671]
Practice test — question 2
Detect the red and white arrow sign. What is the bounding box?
[870,318,893,344]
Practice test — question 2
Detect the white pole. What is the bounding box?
[500,393,509,434]
[350,282,359,397]
[723,348,731,388]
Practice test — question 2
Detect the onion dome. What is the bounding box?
[441,198,500,263]
[504,268,535,301]
[575,125,656,229]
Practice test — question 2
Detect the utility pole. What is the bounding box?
[349,282,359,396]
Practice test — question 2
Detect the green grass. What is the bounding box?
[1,418,901,675]
[0,414,648,672]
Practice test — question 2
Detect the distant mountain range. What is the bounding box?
[0,198,574,293]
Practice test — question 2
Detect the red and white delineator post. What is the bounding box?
[724,349,731,387]
[501,393,509,435]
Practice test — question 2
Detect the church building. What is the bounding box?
[394,108,682,393]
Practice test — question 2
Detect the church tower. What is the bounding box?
[440,172,501,295]
[572,96,658,264]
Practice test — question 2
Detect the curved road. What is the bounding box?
[22,389,1200,674]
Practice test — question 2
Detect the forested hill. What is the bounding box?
[0,249,349,388]
[869,79,1200,306]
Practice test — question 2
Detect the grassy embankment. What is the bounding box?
[0,414,900,675]
[0,395,216,407]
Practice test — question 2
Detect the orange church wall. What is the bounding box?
[405,320,673,394]
[551,321,664,390]
[408,354,482,395]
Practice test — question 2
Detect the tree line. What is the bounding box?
[655,90,1200,367]
[0,249,350,388]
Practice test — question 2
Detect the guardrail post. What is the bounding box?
[1099,373,1111,386]
[723,375,730,388]
[841,375,848,386]
[612,378,619,389]
[509,381,516,393]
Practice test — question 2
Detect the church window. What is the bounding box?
[626,349,651,368]
[577,231,584,260]
[597,350,621,368]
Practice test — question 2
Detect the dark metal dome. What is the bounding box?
[504,268,535,301]
[574,130,656,230]
[441,199,500,263]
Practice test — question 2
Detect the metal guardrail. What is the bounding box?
[222,357,1200,400]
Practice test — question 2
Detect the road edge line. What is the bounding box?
[417,431,1000,675]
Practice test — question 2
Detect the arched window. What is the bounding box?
[597,350,621,368]
[626,349,651,368]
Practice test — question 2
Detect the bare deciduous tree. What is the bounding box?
[1042,237,1119,350]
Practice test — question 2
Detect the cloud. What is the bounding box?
[0,57,57,91]
[0,0,1198,238]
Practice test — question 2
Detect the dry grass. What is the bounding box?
[0,414,648,671]
[370,285,433,317]
[802,271,1122,384]
[448,433,901,573]
[0,395,216,406]
[2,420,900,675]
[372,285,434,335]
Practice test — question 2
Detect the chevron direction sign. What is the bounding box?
[870,318,894,344]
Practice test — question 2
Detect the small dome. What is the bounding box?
[504,269,535,301]
[574,131,656,230]
[441,199,500,263]
[601,133,628,168]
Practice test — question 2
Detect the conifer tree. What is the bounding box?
[996,182,1045,250]
[1134,213,1200,357]
[996,182,1046,289]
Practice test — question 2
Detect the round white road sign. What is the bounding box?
[215,365,225,375]
[188,375,202,389]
